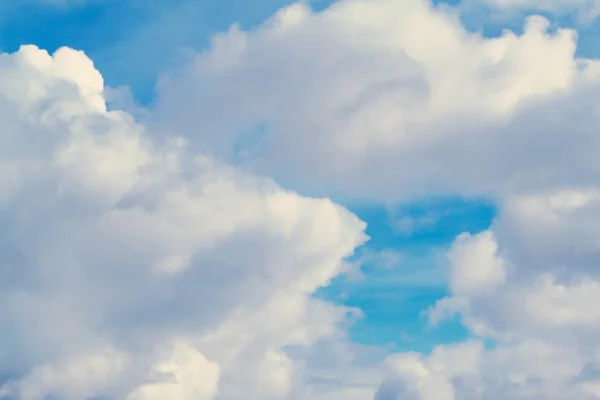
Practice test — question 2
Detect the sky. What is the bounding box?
[2,0,600,399]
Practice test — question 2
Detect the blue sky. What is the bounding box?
[319,198,496,351]
[4,1,600,398]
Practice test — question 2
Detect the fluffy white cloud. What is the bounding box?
[155,0,600,201]
[430,190,600,336]
[407,188,600,398]
[127,341,220,400]
[151,0,600,398]
[376,337,600,399]
[446,231,506,296]
[6,0,600,398]
[0,44,376,399]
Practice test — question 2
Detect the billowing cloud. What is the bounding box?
[154,0,600,202]
[151,0,600,398]
[390,192,600,398]
[0,44,377,399]
[5,0,600,398]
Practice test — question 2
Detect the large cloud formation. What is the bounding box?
[5,0,600,399]
[151,0,600,399]
[155,0,600,201]
[0,45,377,399]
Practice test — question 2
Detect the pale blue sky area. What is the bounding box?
[317,198,496,351]
[0,0,593,352]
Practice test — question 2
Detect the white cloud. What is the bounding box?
[5,0,600,398]
[150,0,600,398]
[376,338,599,399]
[154,0,597,201]
[0,44,376,399]
[447,231,506,296]
[18,345,130,400]
[418,192,600,398]
[128,341,220,400]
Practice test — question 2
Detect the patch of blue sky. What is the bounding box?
[353,197,496,252]
[232,122,270,164]
[315,197,496,352]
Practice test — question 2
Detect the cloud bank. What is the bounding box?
[4,0,600,399]
[152,0,600,398]
[155,0,600,201]
[0,44,375,399]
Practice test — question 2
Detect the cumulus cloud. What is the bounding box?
[5,0,600,398]
[409,188,600,398]
[154,0,600,201]
[0,44,377,399]
[150,0,600,398]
